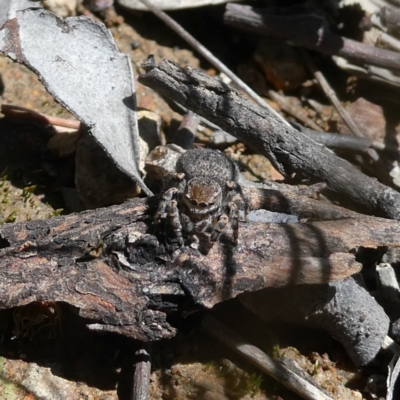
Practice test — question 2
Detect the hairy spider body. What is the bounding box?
[156,148,245,250]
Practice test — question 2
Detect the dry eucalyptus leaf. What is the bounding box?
[0,0,152,196]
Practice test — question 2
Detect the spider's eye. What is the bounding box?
[199,201,207,207]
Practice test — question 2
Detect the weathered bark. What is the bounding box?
[2,191,400,341]
[138,59,400,220]
[0,198,173,342]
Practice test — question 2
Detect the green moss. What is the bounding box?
[243,373,263,397]
[0,175,58,225]
[202,361,215,372]
[52,208,64,217]
[272,344,282,360]
[21,185,37,202]
[4,212,16,223]
[212,360,264,397]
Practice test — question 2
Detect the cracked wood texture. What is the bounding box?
[2,194,400,340]
[138,59,400,220]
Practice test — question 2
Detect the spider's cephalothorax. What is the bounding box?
[155,148,246,250]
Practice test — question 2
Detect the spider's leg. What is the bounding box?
[194,217,212,233]
[226,181,238,191]
[227,180,249,221]
[228,201,239,245]
[189,234,200,250]
[211,214,229,242]
[155,187,178,224]
[167,199,184,247]
[181,213,193,233]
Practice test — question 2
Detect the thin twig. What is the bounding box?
[131,348,151,400]
[302,53,383,164]
[292,122,399,154]
[203,315,333,400]
[387,354,400,400]
[302,53,365,140]
[175,111,199,149]
[381,336,400,357]
[1,104,81,130]
[137,0,291,128]
[139,59,400,219]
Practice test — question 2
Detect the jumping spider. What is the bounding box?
[155,148,247,250]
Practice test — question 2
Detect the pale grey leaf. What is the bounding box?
[0,0,152,196]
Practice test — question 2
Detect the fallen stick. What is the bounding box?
[138,59,400,220]
[224,4,400,73]
[203,315,333,400]
[131,348,151,400]
[1,104,81,130]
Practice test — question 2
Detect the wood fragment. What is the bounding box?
[132,349,151,400]
[174,111,199,149]
[203,315,333,400]
[302,53,366,141]
[382,336,400,357]
[376,263,400,321]
[291,123,397,154]
[387,354,400,400]
[0,3,152,196]
[138,59,400,220]
[4,190,398,339]
[1,104,81,130]
[333,55,400,89]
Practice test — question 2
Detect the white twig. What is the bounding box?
[203,315,333,400]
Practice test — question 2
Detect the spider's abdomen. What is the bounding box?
[176,148,238,189]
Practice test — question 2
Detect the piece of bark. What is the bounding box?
[5,191,396,340]
[224,4,400,73]
[0,199,177,342]
[174,111,199,149]
[138,59,400,220]
[241,185,358,221]
[376,263,400,321]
